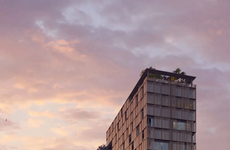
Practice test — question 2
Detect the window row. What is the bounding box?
[172,120,196,132]
[171,131,194,142]
[147,105,170,117]
[147,82,196,99]
[147,105,196,121]
[172,142,196,150]
[148,140,196,150]
[152,141,168,150]
[147,93,196,110]
[147,128,195,143]
[171,108,195,121]
[147,117,170,129]
[147,117,196,131]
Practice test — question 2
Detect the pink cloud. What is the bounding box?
[0,0,230,150]
[60,108,101,122]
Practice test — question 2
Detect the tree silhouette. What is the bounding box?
[171,68,186,82]
[97,144,108,150]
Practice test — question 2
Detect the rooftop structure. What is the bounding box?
[106,68,196,150]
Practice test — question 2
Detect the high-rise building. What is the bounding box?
[106,68,196,150]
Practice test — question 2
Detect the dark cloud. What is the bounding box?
[60,108,101,122]
[0,117,20,131]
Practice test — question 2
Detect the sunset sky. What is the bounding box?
[0,0,230,150]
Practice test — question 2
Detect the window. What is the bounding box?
[155,83,161,93]
[177,121,186,131]
[147,118,154,127]
[147,93,154,104]
[189,100,195,110]
[132,142,134,150]
[147,105,153,115]
[172,120,177,129]
[187,144,193,150]
[172,131,177,141]
[185,132,192,142]
[141,86,144,99]
[136,125,140,136]
[178,142,185,150]
[187,122,191,131]
[192,134,196,143]
[154,141,169,150]
[162,130,169,140]
[171,108,176,118]
[154,117,161,127]
[191,144,195,150]
[142,130,144,141]
[176,86,181,97]
[183,110,188,120]
[178,131,183,141]
[148,139,154,149]
[131,122,133,131]
[162,96,169,106]
[125,111,127,120]
[147,82,154,92]
[189,89,195,99]
[123,143,125,150]
[155,94,161,105]
[148,128,154,138]
[129,134,131,143]
[176,98,182,108]
[162,84,168,94]
[121,107,123,117]
[184,99,189,109]
[192,122,196,132]
[183,88,188,97]
[117,122,119,131]
[114,134,117,143]
[136,94,138,107]
[189,111,195,121]
[176,109,182,119]
[172,142,177,150]
[162,118,169,128]
[171,97,176,107]
[154,129,161,139]
[141,109,144,119]
[162,107,168,117]
[130,101,133,110]
[155,106,161,116]
[130,112,133,120]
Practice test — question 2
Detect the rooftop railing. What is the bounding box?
[148,77,196,88]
